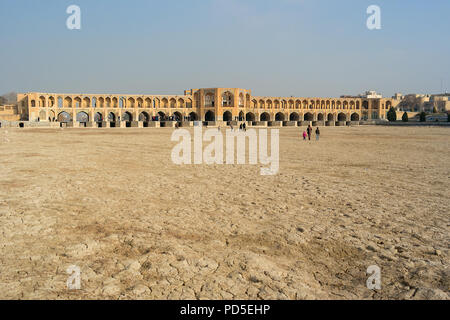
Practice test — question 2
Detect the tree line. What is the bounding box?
[387,107,450,122]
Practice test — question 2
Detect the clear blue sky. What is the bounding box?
[0,0,449,97]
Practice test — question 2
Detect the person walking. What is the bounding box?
[315,127,320,141]
[302,130,307,141]
[307,125,312,141]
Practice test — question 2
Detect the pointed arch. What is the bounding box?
[76,111,89,123]
[260,112,270,121]
[58,111,72,123]
[246,112,256,122]
[205,110,215,122]
[275,112,285,121]
[223,111,233,122]
[290,112,300,121]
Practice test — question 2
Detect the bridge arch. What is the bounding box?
[290,112,300,121]
[223,111,232,122]
[317,113,324,121]
[122,111,133,127]
[58,111,72,123]
[304,112,314,121]
[260,112,270,121]
[76,112,89,123]
[108,112,116,122]
[275,112,285,121]
[205,110,215,122]
[327,113,335,122]
[173,111,182,121]
[94,112,103,122]
[139,111,150,122]
[338,113,347,121]
[189,112,198,121]
[246,112,256,122]
[158,111,166,120]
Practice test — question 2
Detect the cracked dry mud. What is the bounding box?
[0,126,448,300]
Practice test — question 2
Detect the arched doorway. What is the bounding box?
[122,112,133,127]
[205,111,215,122]
[94,112,103,127]
[94,112,103,122]
[58,111,71,123]
[304,113,314,121]
[76,112,89,127]
[317,113,324,121]
[139,112,150,127]
[223,111,232,122]
[260,112,270,121]
[289,112,300,121]
[108,112,116,127]
[173,112,182,122]
[189,112,198,121]
[157,111,166,121]
[48,110,55,122]
[275,112,285,121]
[327,114,335,122]
[351,113,360,121]
[38,110,46,121]
[338,113,347,122]
[238,111,244,121]
[246,112,255,122]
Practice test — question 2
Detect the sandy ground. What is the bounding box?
[0,125,448,300]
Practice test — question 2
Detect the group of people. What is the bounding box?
[303,125,320,141]
[154,115,182,122]
[229,123,247,132]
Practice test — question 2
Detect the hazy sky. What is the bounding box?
[0,0,449,98]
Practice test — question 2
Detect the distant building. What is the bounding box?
[0,104,22,121]
[341,91,383,99]
[362,91,383,99]
[396,93,450,112]
[393,93,404,100]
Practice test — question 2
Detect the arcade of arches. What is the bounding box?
[19,88,395,124]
